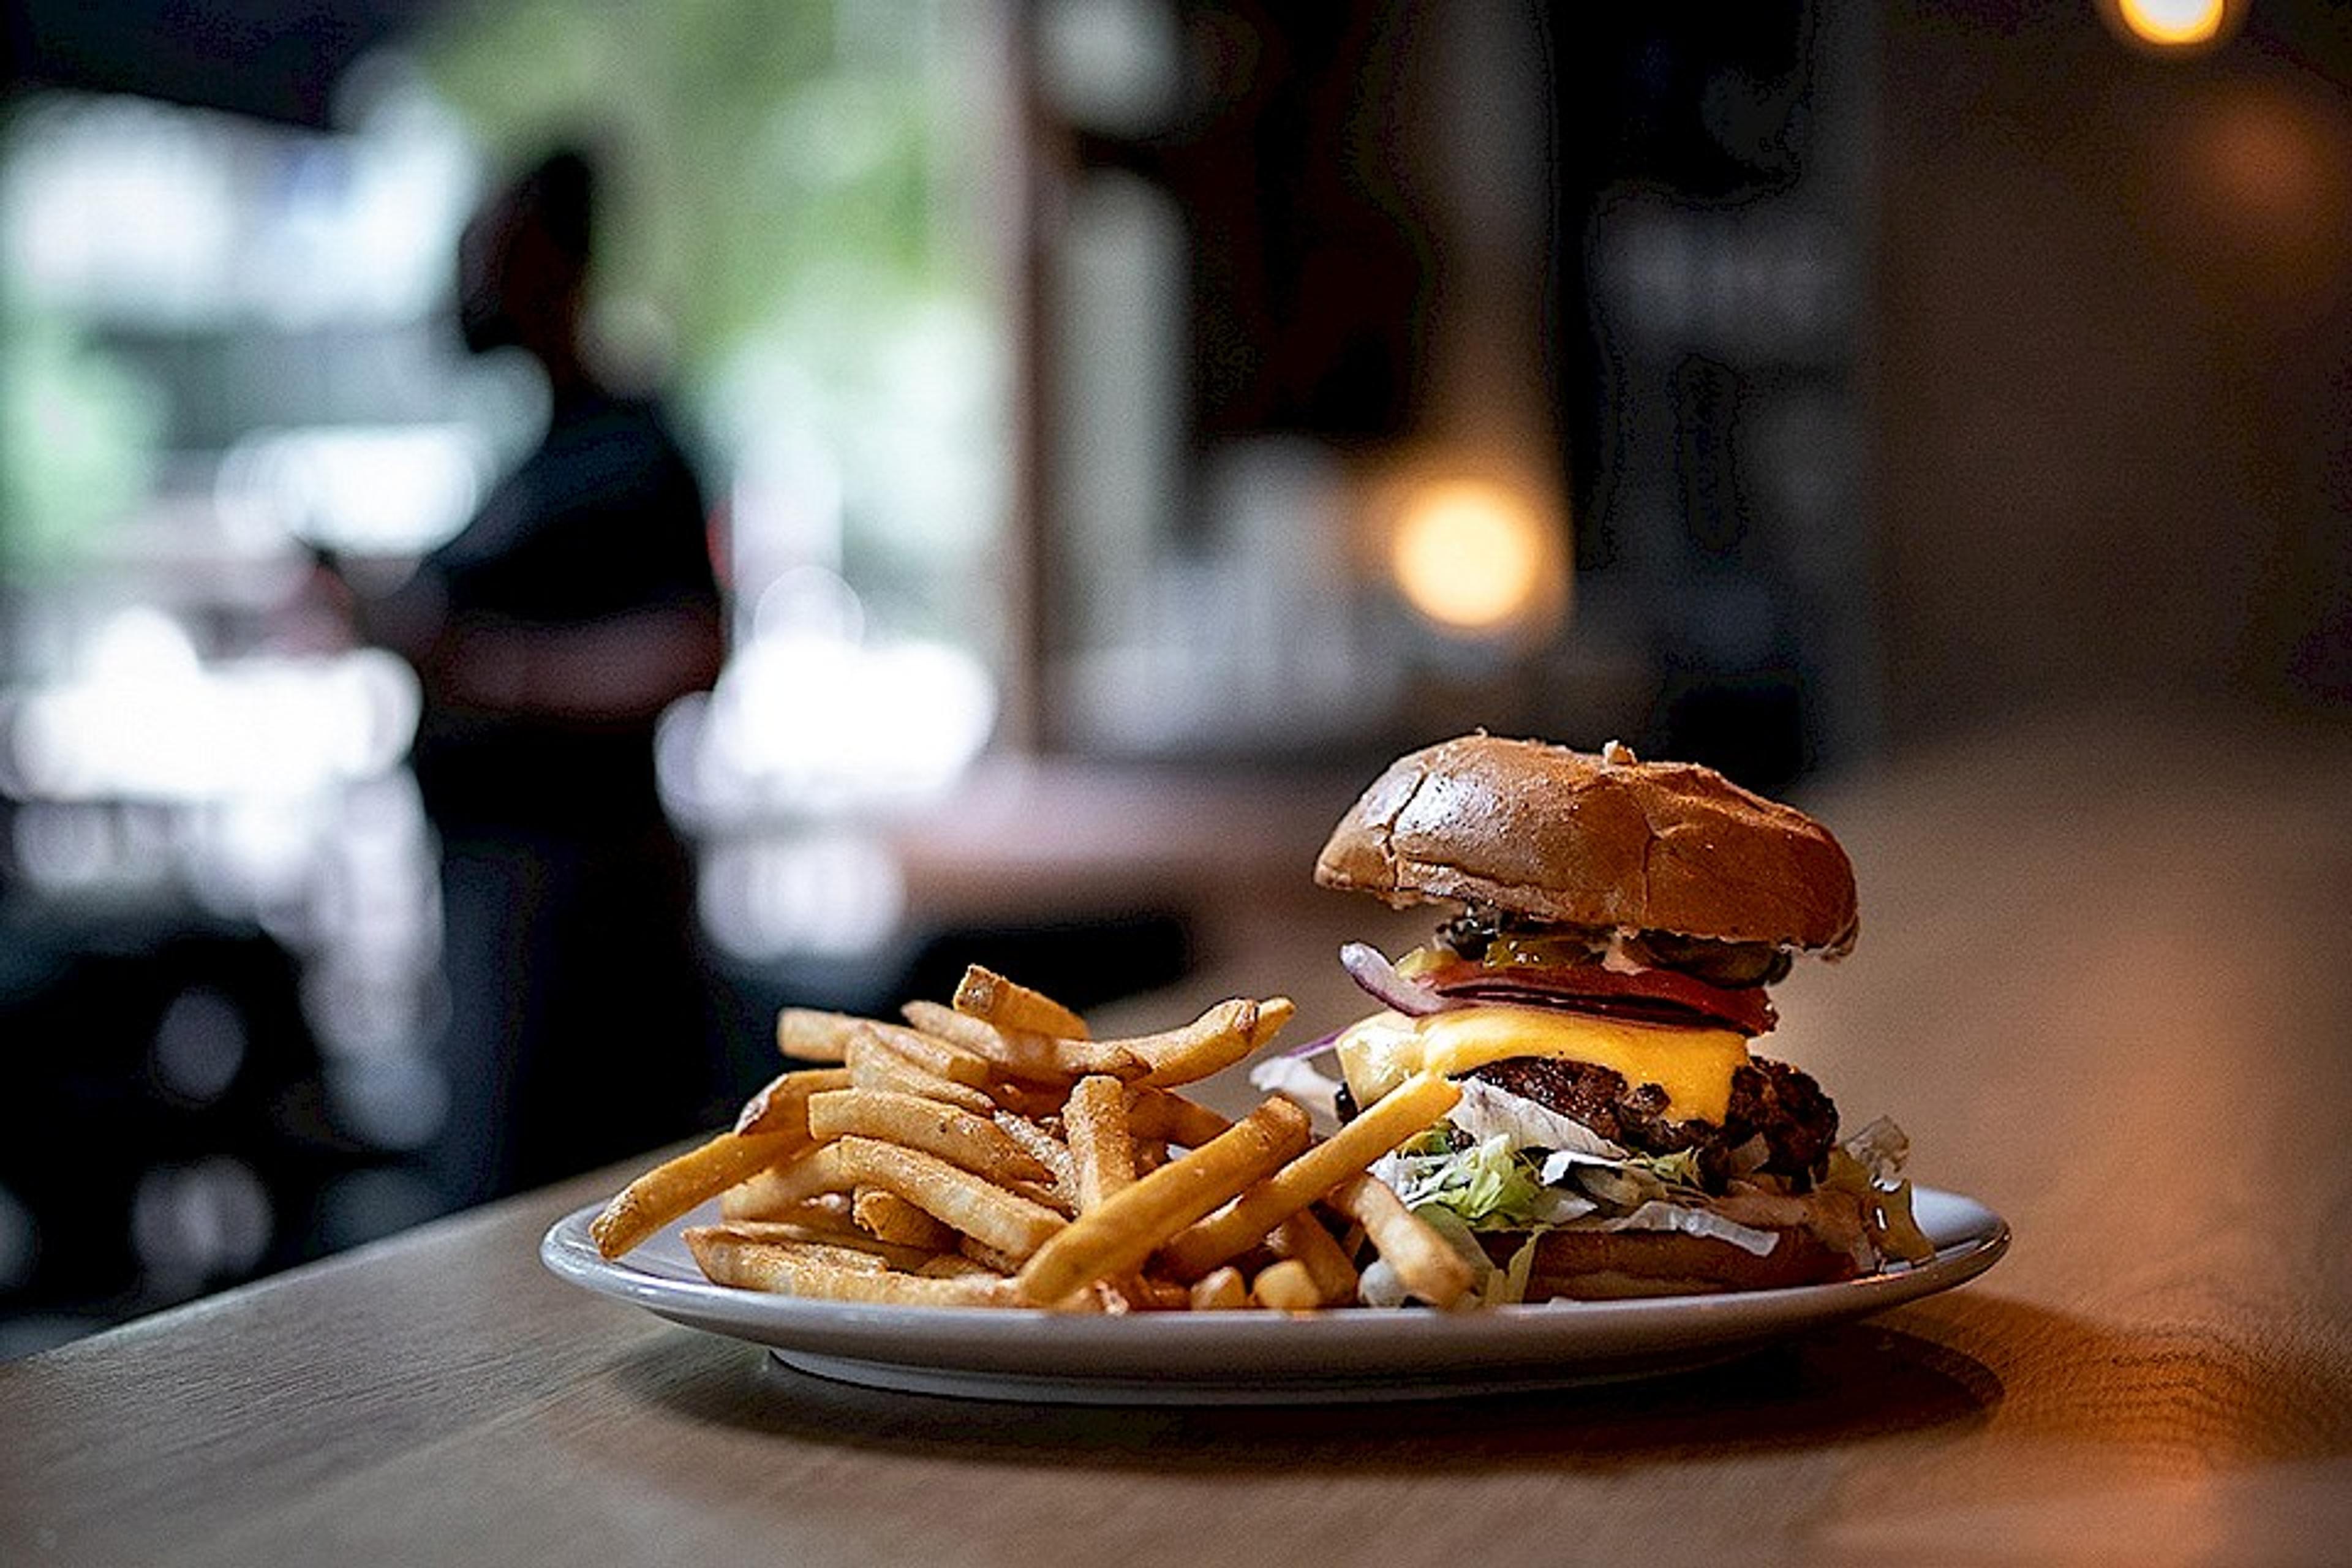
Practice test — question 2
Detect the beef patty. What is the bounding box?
[1463,1055,1840,1189]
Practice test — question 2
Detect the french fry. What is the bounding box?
[706,1222,937,1274]
[774,1008,862,1063]
[737,1141,858,1207]
[958,1234,1027,1275]
[808,1089,1054,1186]
[984,1079,1069,1119]
[1156,1071,1460,1281]
[718,1184,853,1225]
[606,976,1430,1313]
[1250,1259,1321,1311]
[902,1000,1148,1084]
[1062,1074,1136,1212]
[952,963,1090,1039]
[843,1028,998,1115]
[684,1228,1023,1307]
[991,1112,1079,1201]
[590,1128,810,1259]
[832,1137,1068,1261]
[852,1187,958,1251]
[1103,1276,1189,1312]
[1188,1266,1248,1310]
[1008,1175,1077,1218]
[1250,998,1297,1044]
[1268,1212,1359,1306]
[1124,1087,1234,1148]
[733,1066,853,1136]
[798,1009,999,1087]
[1014,1097,1313,1305]
[1118,998,1293,1088]
[861,1018,998,1088]
[1327,1173,1476,1309]
[1063,1074,1156,1306]
[689,1226,885,1272]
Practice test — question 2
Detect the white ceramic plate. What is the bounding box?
[541,1186,2007,1404]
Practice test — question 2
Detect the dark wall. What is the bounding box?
[1873,2,2352,738]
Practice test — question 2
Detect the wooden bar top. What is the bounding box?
[4,710,2350,1566]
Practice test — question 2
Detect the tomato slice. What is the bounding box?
[1420,958,1777,1037]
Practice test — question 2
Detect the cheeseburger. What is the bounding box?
[1269,733,1929,1302]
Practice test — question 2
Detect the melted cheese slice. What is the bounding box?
[1334,1006,1749,1123]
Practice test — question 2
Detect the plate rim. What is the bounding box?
[541,1185,2008,1381]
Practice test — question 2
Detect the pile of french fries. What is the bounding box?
[589,965,1477,1312]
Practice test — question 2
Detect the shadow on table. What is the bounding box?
[607,1314,2003,1471]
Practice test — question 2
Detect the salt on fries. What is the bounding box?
[592,967,1474,1311]
[733,1066,851,1136]
[805,1089,1052,1188]
[684,1226,1028,1308]
[951,963,1090,1040]
[1061,1074,1136,1212]
[589,1127,810,1259]
[840,1025,997,1116]
[1014,1098,1311,1304]
[850,1188,957,1251]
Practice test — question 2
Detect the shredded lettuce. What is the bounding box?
[1724,1133,1771,1179]
[1563,1152,1719,1222]
[1870,1182,1935,1264]
[1365,1075,1728,1242]
[1377,1134,1537,1223]
[1639,1147,1709,1191]
[1441,1080,1711,1197]
[1824,1115,1933,1265]
[1447,1078,1630,1160]
[1841,1115,1912,1185]
[1373,1134,1599,1229]
[1291,1062,1940,1298]
[1488,1232,1542,1305]
[1597,1200,1781,1257]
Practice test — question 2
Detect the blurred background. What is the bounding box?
[0,0,2345,1354]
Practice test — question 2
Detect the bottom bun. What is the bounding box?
[1478,1224,1861,1300]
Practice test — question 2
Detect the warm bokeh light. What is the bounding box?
[2192,85,2340,232]
[2147,79,2352,311]
[2109,0,2228,48]
[1388,478,1550,633]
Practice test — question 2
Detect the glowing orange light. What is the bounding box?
[1389,478,1549,632]
[2112,0,2226,47]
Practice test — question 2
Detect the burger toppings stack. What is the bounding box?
[1259,732,1932,1303]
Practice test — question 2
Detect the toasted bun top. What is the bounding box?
[1314,734,1858,954]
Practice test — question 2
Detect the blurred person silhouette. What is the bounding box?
[348,146,725,1206]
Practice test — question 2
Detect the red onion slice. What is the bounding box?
[1427,960,1776,1036]
[1338,941,1458,1017]
[1280,1027,1346,1060]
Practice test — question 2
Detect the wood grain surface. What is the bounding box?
[3,711,2349,1567]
